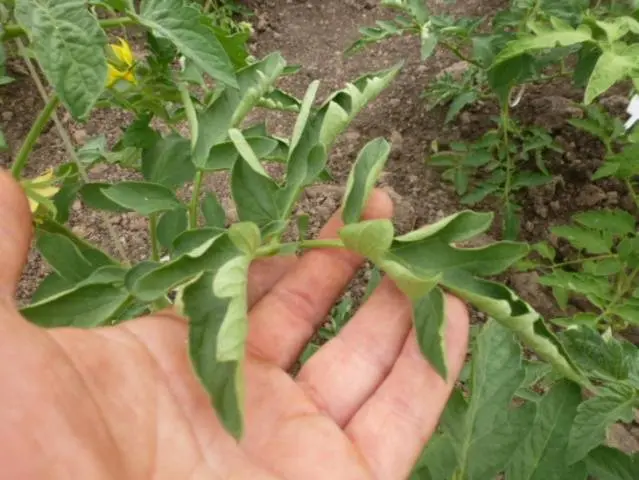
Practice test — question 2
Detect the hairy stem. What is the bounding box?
[179,82,204,229]
[15,39,131,265]
[150,214,160,262]
[625,180,639,210]
[2,17,137,41]
[11,95,59,178]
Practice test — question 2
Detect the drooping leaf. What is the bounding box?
[411,434,458,480]
[15,0,108,119]
[342,138,391,224]
[567,385,637,464]
[442,270,584,384]
[21,284,129,328]
[228,128,269,177]
[204,136,279,171]
[157,207,189,249]
[102,181,181,215]
[131,234,236,301]
[213,255,251,362]
[394,211,493,244]
[138,0,237,88]
[181,272,244,439]
[141,134,195,189]
[506,380,583,480]
[413,287,448,379]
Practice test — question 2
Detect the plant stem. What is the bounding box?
[501,102,513,206]
[15,39,131,265]
[2,17,137,41]
[189,171,204,228]
[149,213,160,262]
[11,95,59,178]
[625,180,639,210]
[256,238,345,257]
[548,254,616,269]
[440,40,482,68]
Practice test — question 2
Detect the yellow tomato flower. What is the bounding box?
[106,38,137,87]
[21,168,60,214]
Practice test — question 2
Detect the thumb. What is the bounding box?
[0,169,33,300]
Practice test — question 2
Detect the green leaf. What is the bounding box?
[317,64,401,149]
[290,80,320,154]
[342,138,391,224]
[228,128,269,177]
[443,321,536,480]
[201,193,227,229]
[573,209,636,236]
[567,386,637,464]
[585,50,635,104]
[560,326,635,383]
[394,211,493,244]
[141,134,195,189]
[80,183,132,212]
[339,219,394,262]
[131,234,237,301]
[231,155,282,228]
[412,434,458,480]
[213,255,251,362]
[77,135,107,165]
[443,271,585,384]
[15,0,107,119]
[494,23,591,64]
[376,256,441,299]
[171,228,225,257]
[204,136,279,171]
[228,222,261,256]
[585,446,639,480]
[157,207,188,249]
[36,232,94,283]
[551,225,612,254]
[102,181,181,215]
[138,0,237,88]
[413,287,448,379]
[461,183,500,205]
[506,380,583,480]
[181,272,244,439]
[446,91,478,124]
[21,284,129,328]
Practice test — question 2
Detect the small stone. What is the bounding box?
[2,111,13,121]
[460,112,472,124]
[576,184,607,207]
[550,201,561,212]
[390,130,403,153]
[72,200,82,212]
[534,204,548,219]
[72,129,88,145]
[606,191,619,205]
[524,221,535,233]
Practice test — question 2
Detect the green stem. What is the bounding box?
[595,267,639,324]
[178,82,204,230]
[501,102,513,206]
[2,17,137,41]
[189,171,204,229]
[548,254,616,270]
[11,95,60,178]
[150,213,160,262]
[256,238,345,257]
[625,180,639,210]
[440,41,482,68]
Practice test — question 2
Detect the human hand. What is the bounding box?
[0,169,468,480]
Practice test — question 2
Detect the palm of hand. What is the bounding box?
[0,171,468,480]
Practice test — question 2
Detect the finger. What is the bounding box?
[247,256,297,308]
[246,189,393,370]
[296,277,413,426]
[0,169,32,300]
[345,295,469,480]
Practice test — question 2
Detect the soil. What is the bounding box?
[1,0,639,452]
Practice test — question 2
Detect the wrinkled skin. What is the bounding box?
[0,170,468,479]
